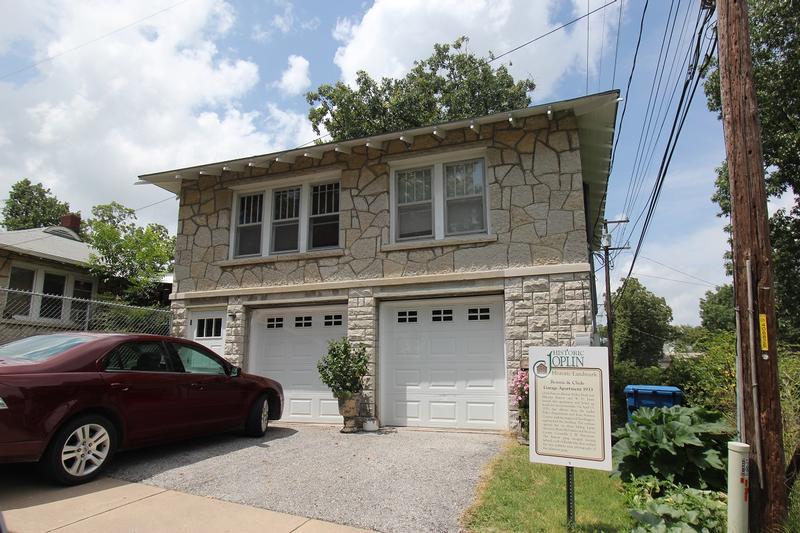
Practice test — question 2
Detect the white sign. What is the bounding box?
[528,346,612,471]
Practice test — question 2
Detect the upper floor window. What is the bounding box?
[232,178,340,259]
[391,155,488,243]
[396,167,433,241]
[235,193,264,257]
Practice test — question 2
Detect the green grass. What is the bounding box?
[786,483,800,532]
[463,441,633,532]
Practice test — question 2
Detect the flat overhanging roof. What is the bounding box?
[138,90,620,250]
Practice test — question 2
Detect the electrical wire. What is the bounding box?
[611,0,625,87]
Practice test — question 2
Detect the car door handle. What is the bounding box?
[189,382,206,391]
[110,382,130,392]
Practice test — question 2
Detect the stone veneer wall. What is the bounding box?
[173,110,589,295]
[504,272,594,428]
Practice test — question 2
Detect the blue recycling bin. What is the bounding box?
[623,385,684,422]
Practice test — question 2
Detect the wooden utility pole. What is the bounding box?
[717,0,787,528]
[601,219,628,387]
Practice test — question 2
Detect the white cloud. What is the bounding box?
[0,0,317,232]
[271,0,294,33]
[610,219,731,326]
[300,17,320,31]
[331,0,617,99]
[251,23,270,43]
[274,54,311,96]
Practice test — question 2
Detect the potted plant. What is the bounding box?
[317,337,369,433]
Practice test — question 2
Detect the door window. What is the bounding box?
[40,273,66,319]
[172,344,227,375]
[104,342,176,372]
[4,266,35,318]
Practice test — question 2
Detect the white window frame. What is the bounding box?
[4,261,96,324]
[233,192,265,258]
[389,148,490,244]
[307,180,341,251]
[229,170,342,259]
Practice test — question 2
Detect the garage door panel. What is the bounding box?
[249,307,346,423]
[380,298,507,430]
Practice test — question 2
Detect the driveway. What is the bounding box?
[104,424,505,533]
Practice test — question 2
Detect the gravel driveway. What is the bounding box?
[106,424,505,533]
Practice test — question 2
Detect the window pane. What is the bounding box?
[445,160,484,198]
[70,279,93,323]
[213,318,222,337]
[238,194,263,225]
[40,273,66,319]
[105,342,173,372]
[398,203,433,239]
[446,196,485,234]
[174,344,226,374]
[312,183,339,215]
[272,221,299,253]
[397,168,432,204]
[5,267,34,318]
[236,224,262,256]
[310,214,339,249]
[274,188,301,221]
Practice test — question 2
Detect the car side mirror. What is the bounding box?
[230,366,242,377]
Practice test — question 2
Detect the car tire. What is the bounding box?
[244,394,270,437]
[41,414,117,485]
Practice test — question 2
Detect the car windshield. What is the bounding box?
[0,335,90,362]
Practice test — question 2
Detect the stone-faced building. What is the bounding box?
[139,90,619,431]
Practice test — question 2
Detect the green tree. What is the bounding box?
[84,202,174,306]
[699,284,735,332]
[306,37,535,141]
[1,178,70,230]
[703,0,800,342]
[613,278,674,367]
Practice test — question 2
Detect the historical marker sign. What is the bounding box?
[528,346,612,471]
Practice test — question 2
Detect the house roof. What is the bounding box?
[0,226,93,267]
[138,90,620,249]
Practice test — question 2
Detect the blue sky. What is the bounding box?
[0,0,751,324]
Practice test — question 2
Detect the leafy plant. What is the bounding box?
[317,337,368,399]
[613,406,734,491]
[629,482,727,533]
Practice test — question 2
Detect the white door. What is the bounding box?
[380,297,507,430]
[189,311,226,356]
[248,306,347,423]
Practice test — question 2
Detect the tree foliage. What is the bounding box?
[83,202,174,305]
[703,0,800,342]
[699,284,735,332]
[1,178,70,230]
[306,37,535,141]
[613,278,674,366]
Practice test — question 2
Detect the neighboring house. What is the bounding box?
[139,90,619,431]
[0,214,97,327]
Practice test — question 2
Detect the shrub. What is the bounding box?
[317,337,368,399]
[629,481,727,533]
[612,405,734,491]
[510,369,529,439]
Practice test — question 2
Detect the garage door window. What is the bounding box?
[295,316,312,327]
[266,317,283,329]
[397,310,418,323]
[432,309,453,322]
[467,307,491,321]
[324,314,343,326]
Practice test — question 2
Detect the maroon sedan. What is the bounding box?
[0,333,283,485]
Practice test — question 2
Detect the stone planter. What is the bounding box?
[337,394,361,433]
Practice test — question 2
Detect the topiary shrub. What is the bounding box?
[612,405,734,491]
[317,337,368,399]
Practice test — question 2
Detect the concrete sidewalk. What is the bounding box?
[0,476,371,533]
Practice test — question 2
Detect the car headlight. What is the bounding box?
[0,397,7,409]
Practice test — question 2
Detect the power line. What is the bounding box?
[638,254,718,286]
[0,0,193,81]
[634,273,714,287]
[611,0,625,87]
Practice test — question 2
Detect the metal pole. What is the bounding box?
[746,259,764,490]
[566,466,576,531]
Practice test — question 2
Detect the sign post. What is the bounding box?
[528,346,612,528]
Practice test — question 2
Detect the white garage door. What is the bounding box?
[189,310,226,355]
[380,297,507,430]
[248,307,347,423]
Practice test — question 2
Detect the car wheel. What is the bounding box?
[42,414,117,485]
[244,394,269,437]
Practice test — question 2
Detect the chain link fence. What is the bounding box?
[0,287,172,345]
